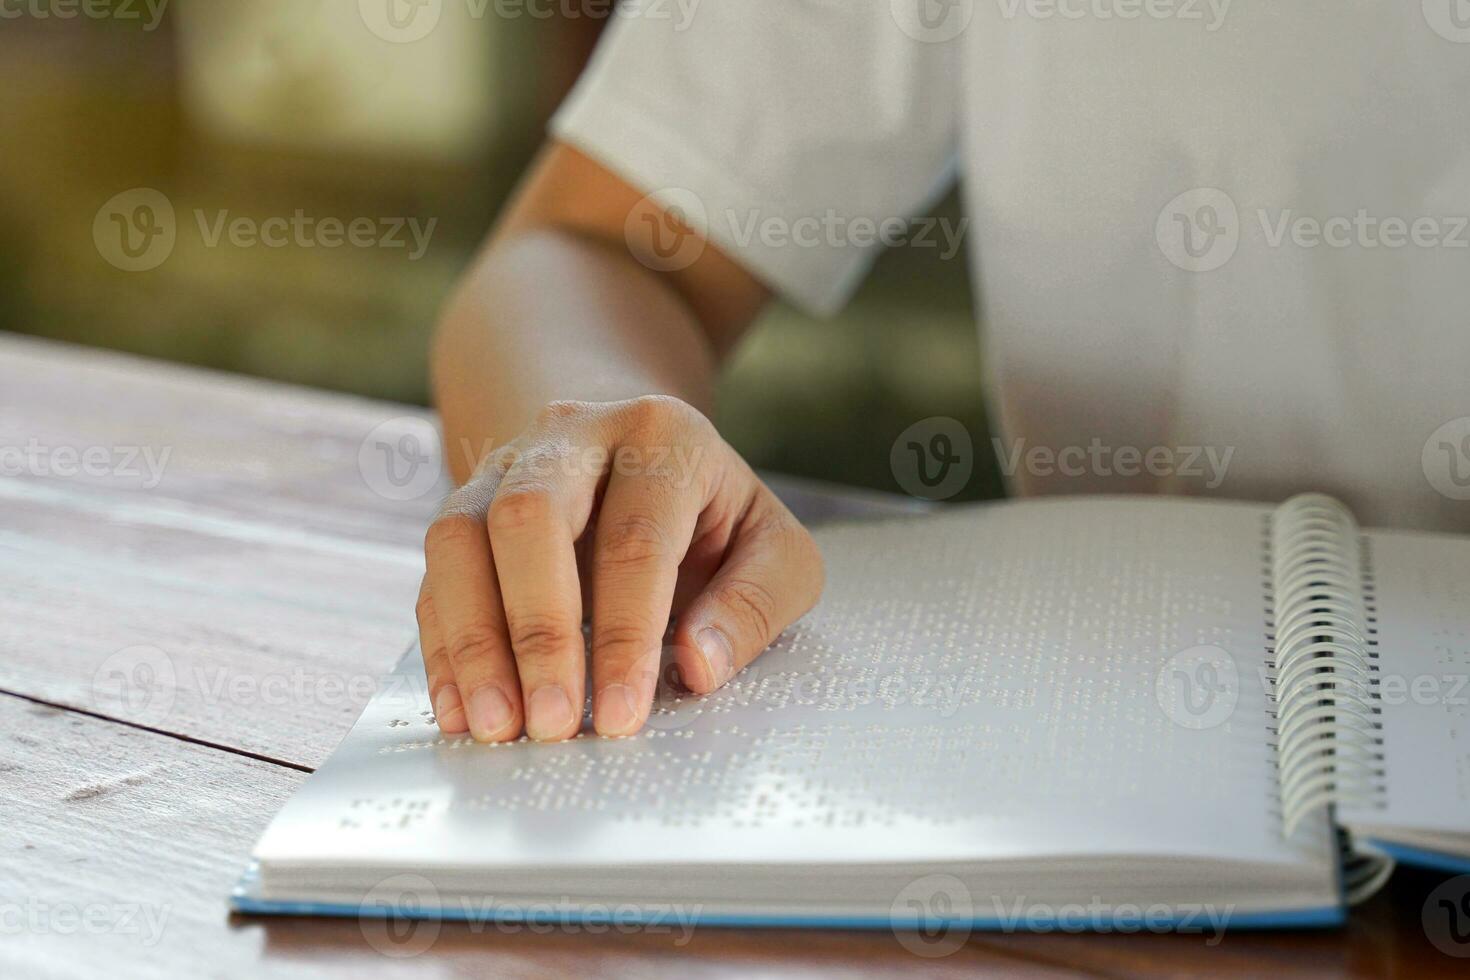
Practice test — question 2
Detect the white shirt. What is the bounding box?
[551,1,1470,531]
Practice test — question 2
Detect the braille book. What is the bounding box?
[233,494,1470,932]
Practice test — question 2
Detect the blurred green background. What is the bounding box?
[0,1,1001,500]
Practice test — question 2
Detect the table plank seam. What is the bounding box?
[0,687,315,774]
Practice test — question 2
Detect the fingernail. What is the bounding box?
[696,628,733,687]
[434,684,467,732]
[467,685,515,741]
[595,683,643,737]
[525,685,575,740]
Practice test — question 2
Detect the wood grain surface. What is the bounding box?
[0,334,1457,978]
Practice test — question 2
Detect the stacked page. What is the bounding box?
[236,497,1350,928]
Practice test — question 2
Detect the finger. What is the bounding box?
[589,471,703,736]
[487,445,599,742]
[424,478,525,743]
[415,579,467,734]
[673,492,824,695]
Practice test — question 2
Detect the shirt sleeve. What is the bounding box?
[549,2,960,317]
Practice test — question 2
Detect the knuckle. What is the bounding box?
[621,394,693,434]
[710,577,778,642]
[446,629,505,671]
[425,514,484,552]
[414,592,436,630]
[508,614,579,661]
[591,621,656,659]
[535,399,587,428]
[596,509,673,569]
[486,486,555,535]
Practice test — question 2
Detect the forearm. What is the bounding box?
[432,228,719,484]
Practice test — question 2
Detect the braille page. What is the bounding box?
[253,497,1326,880]
[1338,528,1470,837]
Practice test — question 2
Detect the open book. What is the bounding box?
[233,495,1470,932]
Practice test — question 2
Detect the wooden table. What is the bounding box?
[0,334,1452,978]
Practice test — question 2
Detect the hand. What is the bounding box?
[416,396,825,742]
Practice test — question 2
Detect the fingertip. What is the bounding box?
[668,627,730,695]
[432,684,470,734]
[466,684,520,743]
[593,683,644,737]
[525,684,579,742]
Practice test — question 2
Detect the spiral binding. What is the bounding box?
[1266,494,1391,902]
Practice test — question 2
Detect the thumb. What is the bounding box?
[672,495,824,695]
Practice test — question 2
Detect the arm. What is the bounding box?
[417,141,825,744]
[433,142,768,480]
